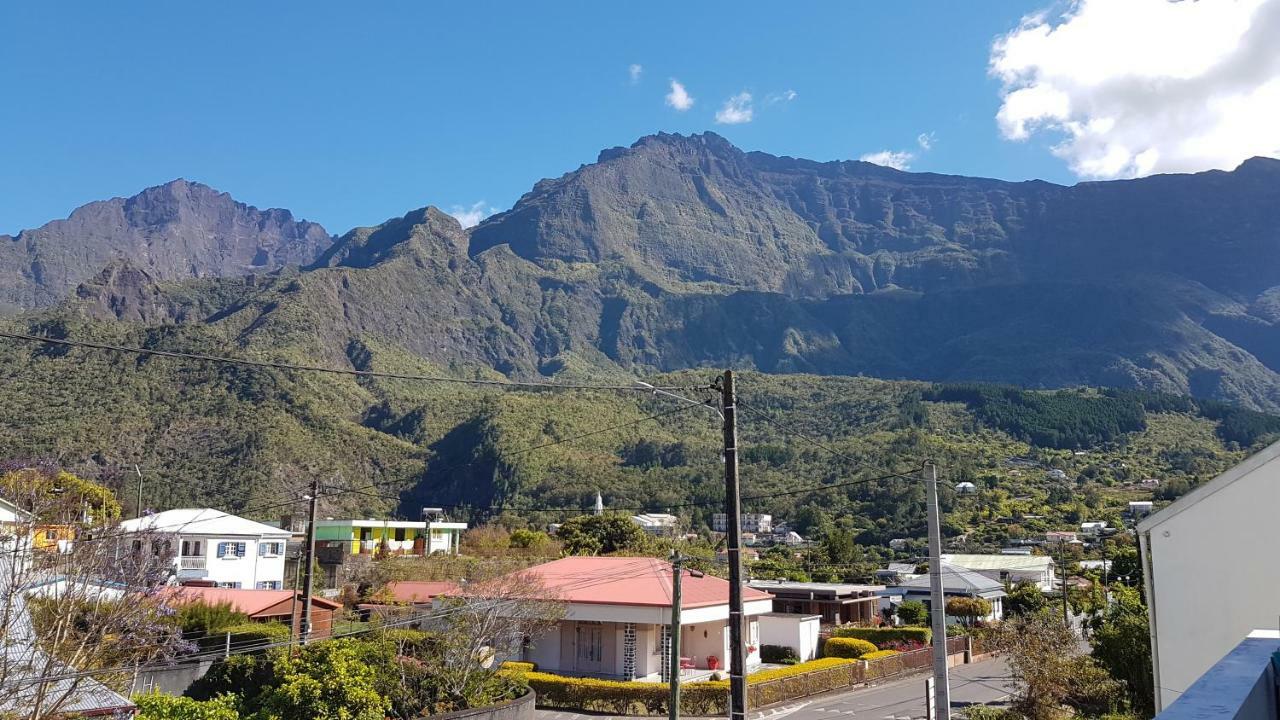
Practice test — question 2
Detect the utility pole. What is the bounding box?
[721,370,747,720]
[134,465,143,516]
[924,462,951,720]
[669,551,684,720]
[1059,539,1070,628]
[300,480,319,644]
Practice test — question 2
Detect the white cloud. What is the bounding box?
[991,0,1280,179]
[629,64,643,84]
[767,89,798,104]
[859,150,915,170]
[916,131,936,151]
[448,201,498,229]
[714,92,754,124]
[665,79,694,111]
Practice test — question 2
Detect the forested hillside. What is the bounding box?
[1,313,1268,550]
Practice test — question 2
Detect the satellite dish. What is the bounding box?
[477,645,496,668]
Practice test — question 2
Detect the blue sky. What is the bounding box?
[0,1,1105,234]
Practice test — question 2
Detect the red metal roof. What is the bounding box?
[510,556,773,609]
[382,580,460,603]
[156,586,340,616]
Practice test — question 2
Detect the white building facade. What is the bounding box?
[119,509,291,590]
[1139,439,1280,712]
[712,513,772,534]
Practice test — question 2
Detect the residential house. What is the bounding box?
[712,513,773,534]
[1079,521,1108,537]
[157,586,342,639]
[503,556,776,680]
[1047,469,1068,480]
[1044,531,1079,544]
[356,580,459,623]
[889,563,1006,624]
[312,516,467,589]
[631,513,679,536]
[888,538,909,550]
[119,509,290,590]
[941,553,1056,591]
[747,580,883,625]
[1138,439,1280,712]
[874,562,920,585]
[1127,500,1154,518]
[0,496,35,564]
[1140,478,1161,488]
[0,562,135,717]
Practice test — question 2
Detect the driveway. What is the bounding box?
[535,656,1014,720]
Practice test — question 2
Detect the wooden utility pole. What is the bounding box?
[721,371,747,720]
[924,462,951,720]
[300,480,319,644]
[134,465,143,516]
[1058,539,1071,627]
[669,551,684,720]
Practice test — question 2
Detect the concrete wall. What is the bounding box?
[759,614,820,661]
[1141,442,1280,712]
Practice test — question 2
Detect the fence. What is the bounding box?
[747,637,969,707]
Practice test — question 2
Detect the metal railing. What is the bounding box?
[179,556,207,570]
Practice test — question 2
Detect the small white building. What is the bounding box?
[1139,439,1280,712]
[1079,521,1108,537]
[891,563,1006,624]
[631,513,679,536]
[119,508,291,590]
[1044,530,1079,544]
[954,482,977,495]
[1127,500,1154,518]
[888,538,909,550]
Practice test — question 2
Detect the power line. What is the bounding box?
[0,331,701,392]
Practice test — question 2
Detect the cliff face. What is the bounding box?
[8,134,1280,410]
[0,179,332,312]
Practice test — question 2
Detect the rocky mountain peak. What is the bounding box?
[0,180,333,313]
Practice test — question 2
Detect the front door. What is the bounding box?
[575,622,604,674]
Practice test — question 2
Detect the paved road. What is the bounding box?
[536,656,1013,720]
[757,657,1012,720]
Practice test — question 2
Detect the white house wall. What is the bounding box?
[1140,443,1280,712]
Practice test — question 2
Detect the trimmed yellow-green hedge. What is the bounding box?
[501,661,537,673]
[823,638,877,659]
[831,626,931,647]
[861,649,902,661]
[521,671,727,716]
[514,657,860,715]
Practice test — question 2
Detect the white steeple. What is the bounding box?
[593,491,604,515]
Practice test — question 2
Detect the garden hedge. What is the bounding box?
[195,621,289,652]
[861,649,902,661]
[501,661,537,673]
[515,658,859,715]
[823,638,877,659]
[831,626,931,647]
[760,644,799,664]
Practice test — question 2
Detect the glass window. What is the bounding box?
[394,528,406,542]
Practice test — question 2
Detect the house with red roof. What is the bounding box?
[156,586,342,639]
[497,556,775,681]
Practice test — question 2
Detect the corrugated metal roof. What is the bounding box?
[510,556,773,609]
[941,553,1053,572]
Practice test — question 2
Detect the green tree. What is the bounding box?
[508,528,552,553]
[1110,547,1144,587]
[945,596,992,626]
[896,600,929,626]
[1005,581,1048,617]
[556,513,650,555]
[1089,584,1155,717]
[255,640,388,720]
[1001,613,1124,720]
[135,693,240,720]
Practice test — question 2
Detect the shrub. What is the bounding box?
[896,600,929,626]
[197,621,289,652]
[961,706,1019,720]
[823,637,877,659]
[831,626,931,647]
[186,654,276,705]
[759,645,799,664]
[861,649,902,661]
[501,661,536,673]
[177,602,249,638]
[135,693,241,720]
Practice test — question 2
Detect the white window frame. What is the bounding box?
[258,541,283,557]
[217,541,246,559]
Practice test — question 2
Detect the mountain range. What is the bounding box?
[5,132,1280,411]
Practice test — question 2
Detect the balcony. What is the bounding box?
[179,556,207,571]
[1155,630,1280,720]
